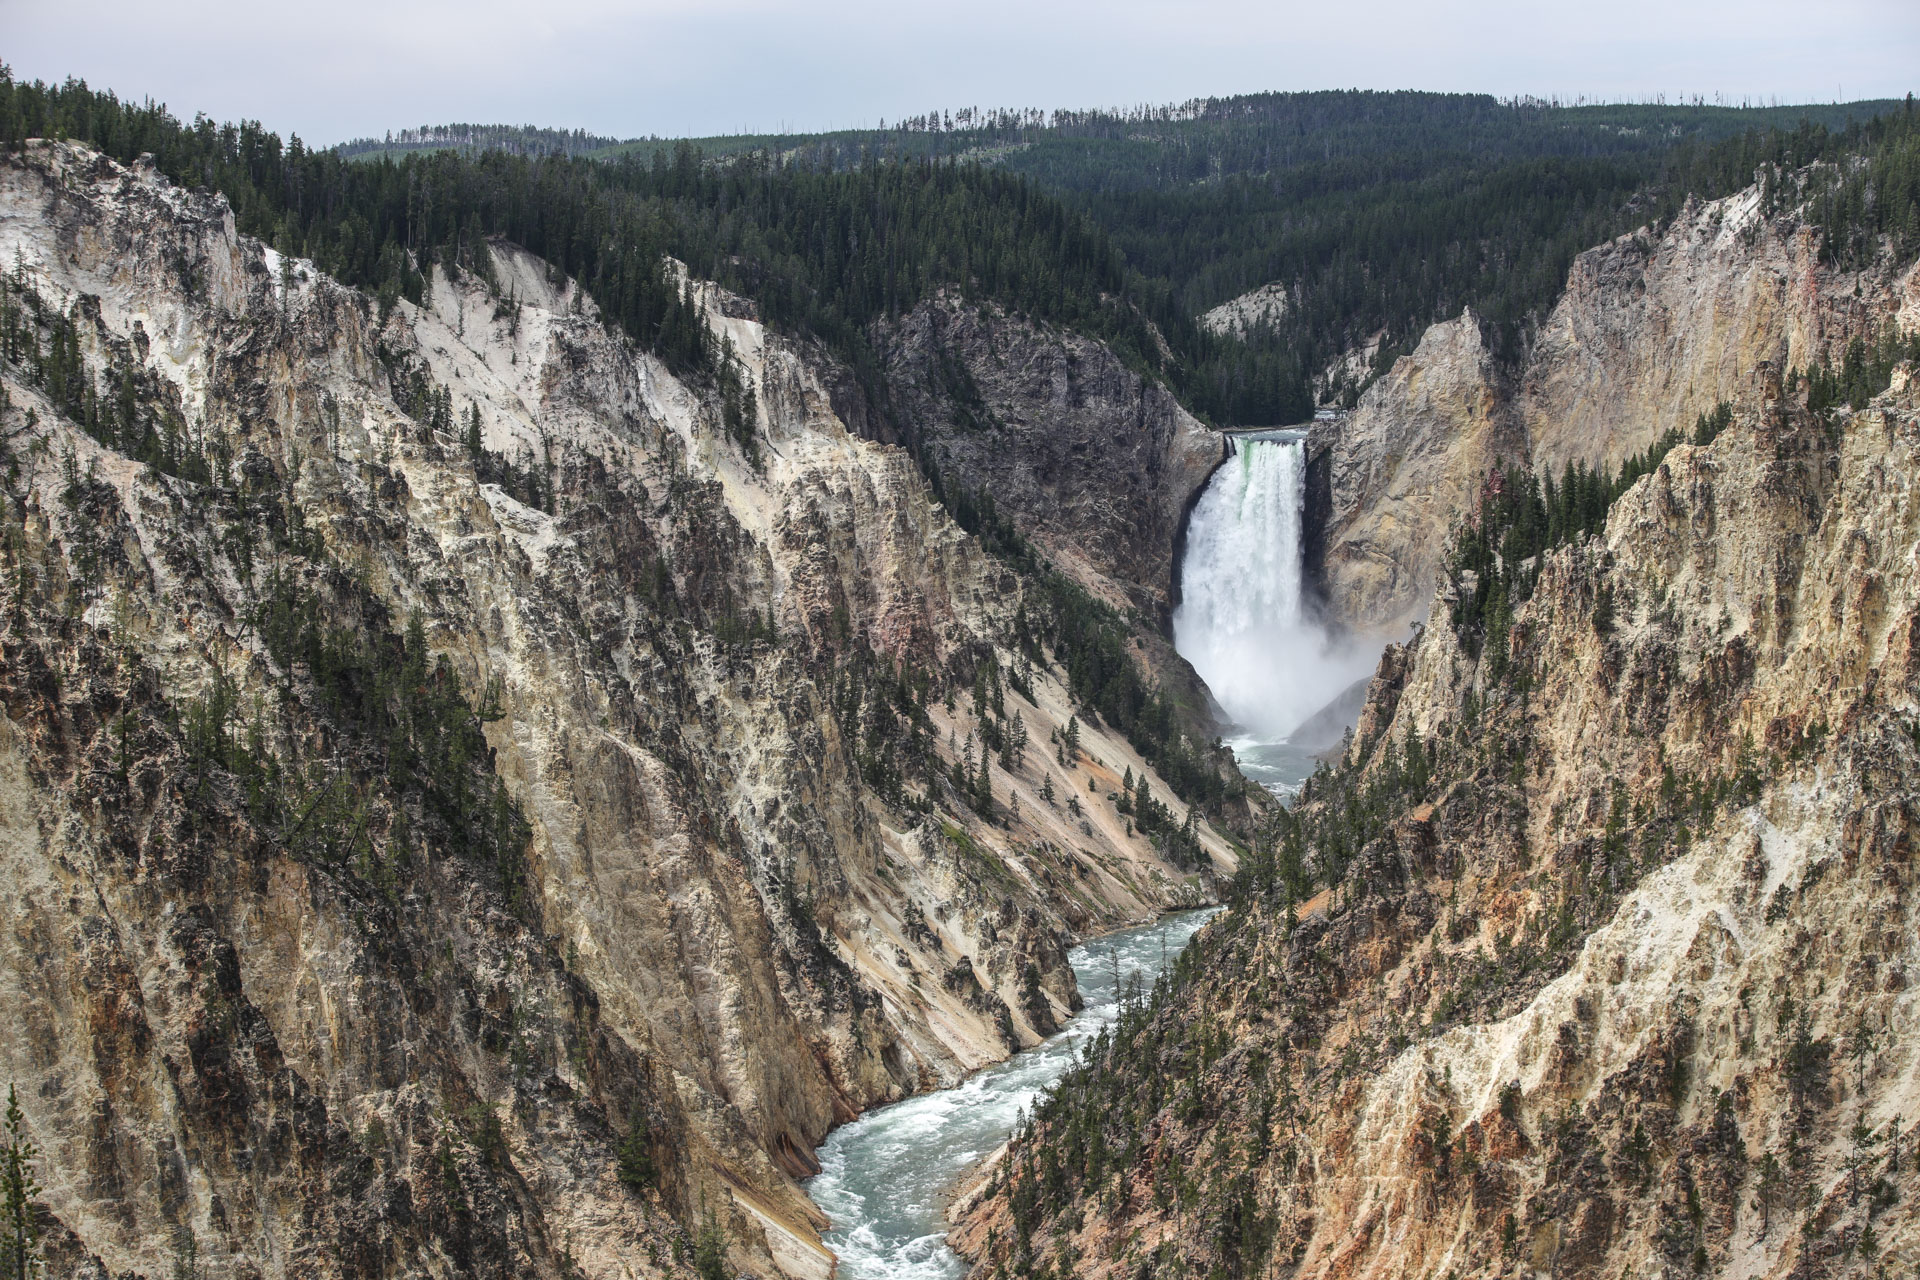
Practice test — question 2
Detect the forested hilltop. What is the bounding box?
[597,90,1915,417]
[4,71,1912,424]
[336,123,626,161]
[643,94,1903,315]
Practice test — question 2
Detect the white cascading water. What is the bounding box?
[1174,433,1375,754]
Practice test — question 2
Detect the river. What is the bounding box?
[806,908,1221,1280]
[806,427,1347,1277]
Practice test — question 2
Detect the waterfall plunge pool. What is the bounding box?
[806,909,1220,1280]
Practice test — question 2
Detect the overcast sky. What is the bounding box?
[5,0,1916,146]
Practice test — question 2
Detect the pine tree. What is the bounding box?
[616,1108,655,1190]
[3,1086,38,1280]
[693,1215,728,1280]
[170,1228,199,1280]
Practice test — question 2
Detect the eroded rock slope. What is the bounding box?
[1320,177,1920,635]
[0,142,1231,1280]
[872,295,1225,624]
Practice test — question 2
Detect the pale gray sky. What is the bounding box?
[4,0,1915,146]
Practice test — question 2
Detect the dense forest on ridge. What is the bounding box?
[4,71,1914,425]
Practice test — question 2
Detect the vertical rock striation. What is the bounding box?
[872,295,1227,623]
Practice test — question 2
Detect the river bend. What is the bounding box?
[807,909,1220,1280]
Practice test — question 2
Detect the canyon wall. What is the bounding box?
[0,142,1230,1280]
[1317,309,1521,641]
[1319,178,1920,636]
[872,296,1226,623]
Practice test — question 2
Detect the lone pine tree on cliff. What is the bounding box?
[2,1084,39,1280]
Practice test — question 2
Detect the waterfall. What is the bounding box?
[1174,433,1372,746]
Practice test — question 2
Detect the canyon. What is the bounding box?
[0,100,1915,1280]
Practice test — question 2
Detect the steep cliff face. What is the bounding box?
[1522,186,1920,474]
[957,371,1920,1279]
[1320,178,1920,636]
[1318,310,1520,637]
[0,142,1229,1280]
[872,296,1226,622]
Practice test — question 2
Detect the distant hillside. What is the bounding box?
[606,91,1914,415]
[637,91,1905,189]
[22,71,1914,424]
[336,122,626,160]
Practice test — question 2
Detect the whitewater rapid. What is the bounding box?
[806,910,1218,1280]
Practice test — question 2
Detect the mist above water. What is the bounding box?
[1174,433,1378,749]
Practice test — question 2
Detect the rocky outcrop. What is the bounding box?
[1522,186,1920,473]
[1197,283,1289,340]
[0,142,1230,1280]
[1318,309,1519,636]
[1314,327,1389,408]
[956,361,1920,1280]
[1319,177,1920,636]
[872,295,1226,621]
